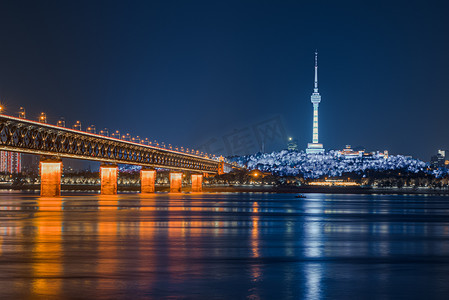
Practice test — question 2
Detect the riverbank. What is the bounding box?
[204,185,449,195]
[2,184,449,195]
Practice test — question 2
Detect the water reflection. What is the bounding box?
[304,263,323,300]
[0,193,449,298]
[31,198,63,298]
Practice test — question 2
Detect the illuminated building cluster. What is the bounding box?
[232,150,427,179]
[0,151,21,174]
[337,145,388,159]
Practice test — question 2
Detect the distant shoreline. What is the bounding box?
[1,184,449,195]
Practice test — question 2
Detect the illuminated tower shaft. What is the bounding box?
[306,51,325,154]
[312,103,319,143]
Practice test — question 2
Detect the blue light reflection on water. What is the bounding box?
[0,192,449,299]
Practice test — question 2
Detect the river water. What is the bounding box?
[1,192,449,299]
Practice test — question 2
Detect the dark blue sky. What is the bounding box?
[1,0,448,160]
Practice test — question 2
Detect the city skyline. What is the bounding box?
[1,3,449,299]
[1,1,449,160]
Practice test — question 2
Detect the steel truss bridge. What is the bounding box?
[0,115,219,173]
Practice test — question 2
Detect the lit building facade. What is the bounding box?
[0,151,21,173]
[306,51,325,154]
[287,137,299,151]
[431,149,446,169]
[337,145,389,160]
[337,145,365,158]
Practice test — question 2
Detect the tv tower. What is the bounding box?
[306,50,325,154]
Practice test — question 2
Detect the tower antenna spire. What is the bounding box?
[314,50,318,92]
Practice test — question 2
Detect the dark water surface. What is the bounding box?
[1,192,449,299]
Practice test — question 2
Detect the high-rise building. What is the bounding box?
[287,137,299,151]
[306,51,325,154]
[431,149,446,169]
[0,151,21,173]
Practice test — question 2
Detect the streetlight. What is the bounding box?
[18,107,26,119]
[99,128,109,136]
[111,130,120,139]
[72,120,81,131]
[39,112,47,123]
[56,117,66,127]
[86,125,96,134]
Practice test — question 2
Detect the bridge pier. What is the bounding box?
[100,164,118,195]
[169,172,183,193]
[191,174,203,192]
[218,161,225,175]
[140,169,156,193]
[40,158,63,197]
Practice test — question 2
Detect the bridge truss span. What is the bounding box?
[0,115,218,173]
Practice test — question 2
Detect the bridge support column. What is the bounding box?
[191,174,203,192]
[169,172,183,193]
[100,164,118,195]
[40,158,62,197]
[218,162,225,175]
[140,169,156,193]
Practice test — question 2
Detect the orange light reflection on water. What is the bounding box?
[32,197,63,297]
[250,201,262,286]
[0,194,266,298]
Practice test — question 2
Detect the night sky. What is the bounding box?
[1,1,448,160]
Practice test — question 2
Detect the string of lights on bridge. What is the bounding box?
[0,105,219,161]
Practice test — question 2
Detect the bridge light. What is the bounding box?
[57,117,65,127]
[72,121,81,131]
[39,112,47,123]
[86,125,96,134]
[102,128,109,136]
[18,107,26,119]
